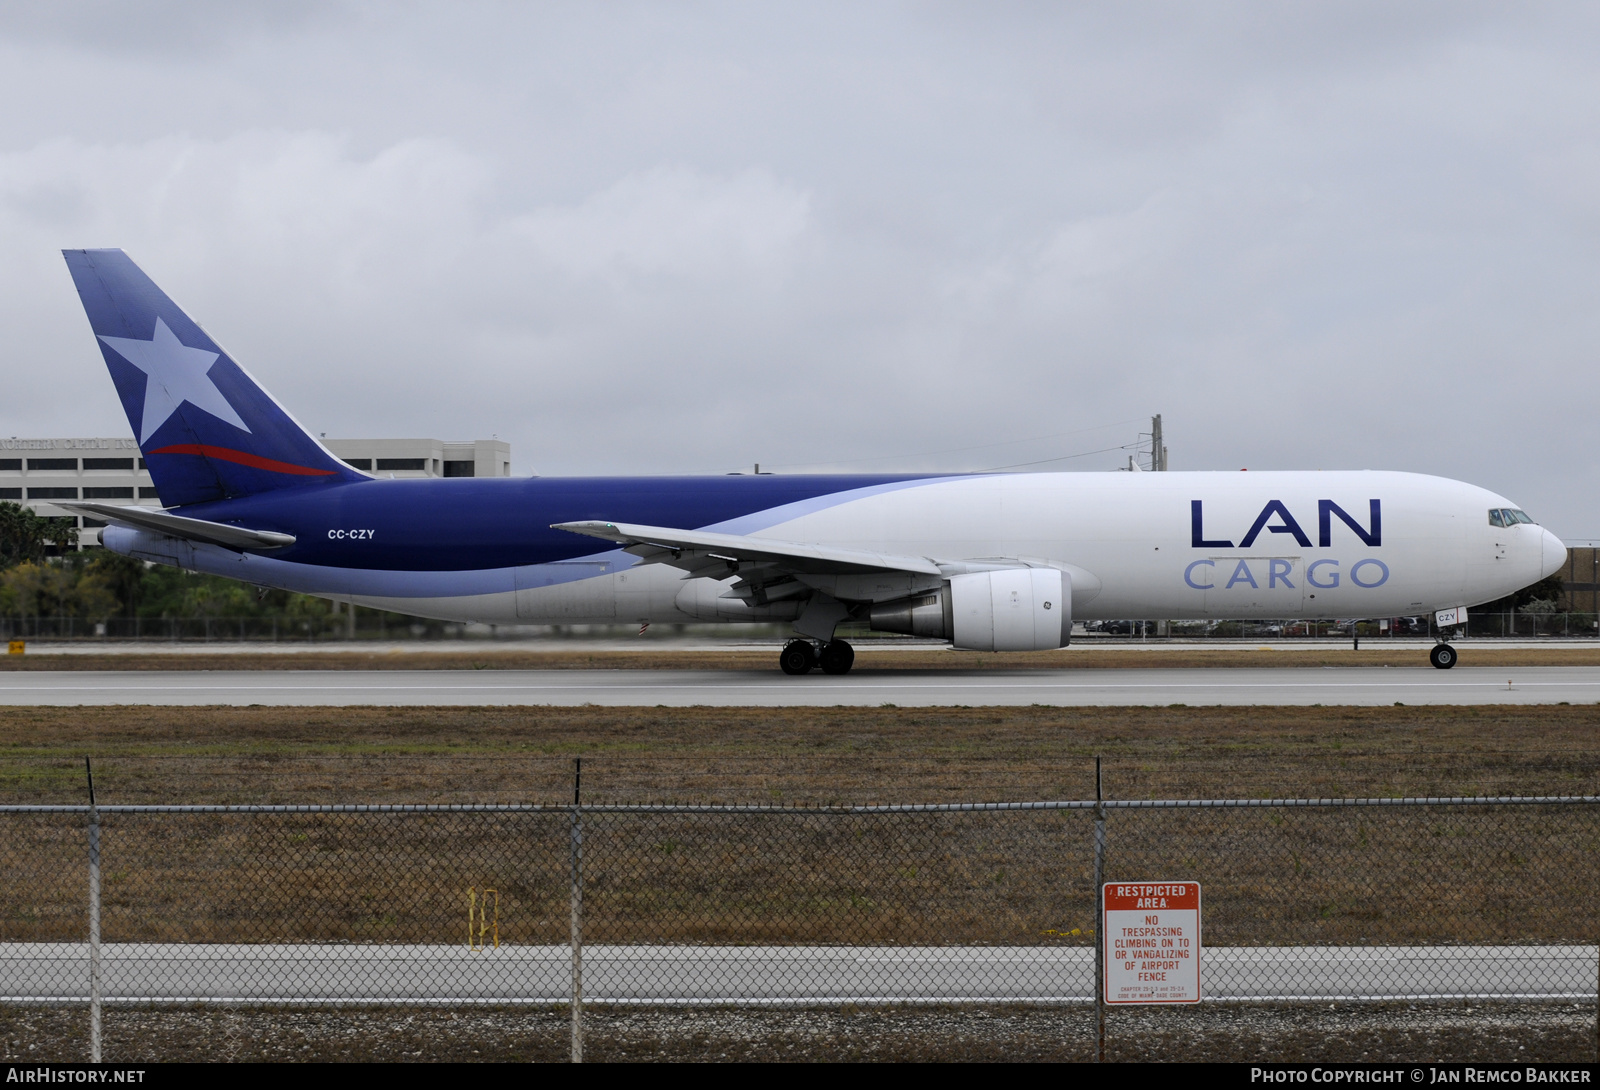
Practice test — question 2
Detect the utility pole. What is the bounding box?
[1150,414,1170,637]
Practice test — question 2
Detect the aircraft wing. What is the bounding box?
[62,502,296,550]
[551,520,942,578]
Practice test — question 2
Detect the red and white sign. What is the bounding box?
[1103,881,1201,1004]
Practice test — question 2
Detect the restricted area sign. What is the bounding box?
[1102,881,1201,1004]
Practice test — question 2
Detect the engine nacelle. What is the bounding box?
[869,568,1070,651]
[950,568,1070,651]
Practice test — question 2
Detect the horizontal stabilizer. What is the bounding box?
[62,502,296,550]
[552,520,941,576]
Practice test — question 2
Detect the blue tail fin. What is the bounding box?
[62,249,366,508]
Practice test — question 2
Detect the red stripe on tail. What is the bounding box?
[147,444,339,477]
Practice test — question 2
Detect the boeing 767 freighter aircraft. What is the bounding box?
[56,249,1564,674]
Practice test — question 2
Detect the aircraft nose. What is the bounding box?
[1541,528,1567,579]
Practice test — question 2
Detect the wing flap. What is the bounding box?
[552,520,942,577]
[63,502,296,550]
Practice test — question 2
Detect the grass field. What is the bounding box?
[0,704,1594,948]
[0,703,1597,803]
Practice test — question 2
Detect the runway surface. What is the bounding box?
[3,943,1590,1002]
[0,666,1597,706]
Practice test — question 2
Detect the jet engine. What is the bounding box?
[869,568,1070,651]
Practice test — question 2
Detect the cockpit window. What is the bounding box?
[1509,509,1535,525]
[1488,509,1505,527]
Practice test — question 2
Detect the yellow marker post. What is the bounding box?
[6,641,22,656]
[468,887,499,951]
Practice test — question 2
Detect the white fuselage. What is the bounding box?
[111,470,1565,629]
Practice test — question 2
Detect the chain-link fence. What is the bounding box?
[0,614,451,642]
[1,778,1597,1062]
[1089,614,1600,639]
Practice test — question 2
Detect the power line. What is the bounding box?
[979,442,1142,471]
[760,419,1143,472]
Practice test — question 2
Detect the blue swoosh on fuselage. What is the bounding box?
[171,474,965,572]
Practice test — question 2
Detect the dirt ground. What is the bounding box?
[2,1002,1594,1063]
[4,645,1600,671]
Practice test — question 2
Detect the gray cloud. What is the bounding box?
[0,3,1596,537]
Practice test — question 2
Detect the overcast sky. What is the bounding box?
[1,3,1597,536]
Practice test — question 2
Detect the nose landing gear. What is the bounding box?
[1429,643,1457,670]
[779,638,855,675]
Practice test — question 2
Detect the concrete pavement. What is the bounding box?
[0,665,1597,706]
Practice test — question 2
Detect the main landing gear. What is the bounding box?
[1429,643,1457,670]
[779,638,855,676]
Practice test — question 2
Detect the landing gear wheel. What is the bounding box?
[818,639,855,675]
[1429,643,1457,670]
[779,639,817,675]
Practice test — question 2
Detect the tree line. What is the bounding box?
[0,501,344,624]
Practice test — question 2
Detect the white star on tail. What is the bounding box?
[99,317,251,443]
